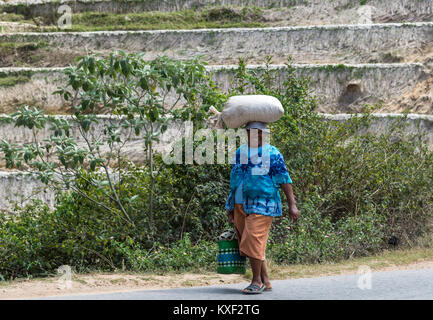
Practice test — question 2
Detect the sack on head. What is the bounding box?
[221,95,284,129]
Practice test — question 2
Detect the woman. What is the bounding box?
[225,121,300,294]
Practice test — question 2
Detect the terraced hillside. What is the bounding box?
[1,0,432,27]
[0,0,432,210]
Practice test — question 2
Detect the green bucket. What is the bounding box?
[216,239,246,274]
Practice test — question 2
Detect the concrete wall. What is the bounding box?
[2,23,432,65]
[0,63,428,113]
[0,114,184,163]
[1,0,432,20]
[320,113,433,148]
[210,63,429,112]
[1,112,432,211]
[0,170,56,212]
[0,68,66,113]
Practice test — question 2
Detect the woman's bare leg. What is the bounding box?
[260,260,272,289]
[248,257,263,288]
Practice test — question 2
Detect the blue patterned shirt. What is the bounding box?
[225,143,292,217]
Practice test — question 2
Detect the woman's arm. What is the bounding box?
[281,183,300,222]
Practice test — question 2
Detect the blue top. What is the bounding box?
[225,143,292,217]
[234,183,244,204]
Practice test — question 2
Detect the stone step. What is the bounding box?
[0,63,429,114]
[0,0,431,24]
[0,112,431,211]
[1,22,432,67]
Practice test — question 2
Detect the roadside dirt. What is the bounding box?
[3,255,433,300]
[0,272,246,300]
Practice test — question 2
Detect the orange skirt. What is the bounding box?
[233,204,273,261]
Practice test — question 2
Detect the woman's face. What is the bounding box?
[247,129,262,147]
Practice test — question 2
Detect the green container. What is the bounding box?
[216,239,246,274]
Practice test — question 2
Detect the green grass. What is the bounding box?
[0,13,27,22]
[0,75,31,87]
[0,69,32,87]
[0,7,269,32]
[0,42,41,51]
[67,8,266,32]
[0,42,49,68]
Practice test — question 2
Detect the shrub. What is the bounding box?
[0,194,220,279]
[113,233,217,273]
[269,112,433,264]
[269,193,387,264]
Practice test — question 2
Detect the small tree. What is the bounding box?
[0,51,224,232]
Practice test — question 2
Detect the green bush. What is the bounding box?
[269,193,387,264]
[0,162,229,278]
[269,112,433,264]
[0,194,220,278]
[0,200,55,278]
[113,233,217,272]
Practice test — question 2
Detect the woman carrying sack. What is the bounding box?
[225,121,300,295]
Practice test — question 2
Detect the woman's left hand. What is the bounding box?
[288,205,300,222]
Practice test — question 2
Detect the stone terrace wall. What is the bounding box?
[2,23,432,65]
[0,63,428,113]
[320,112,433,148]
[1,0,432,21]
[0,114,185,162]
[210,63,429,112]
[0,171,56,211]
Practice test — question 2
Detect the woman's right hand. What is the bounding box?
[227,211,234,225]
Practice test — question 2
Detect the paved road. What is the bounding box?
[44,267,433,300]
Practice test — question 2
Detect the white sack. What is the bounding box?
[221,95,284,129]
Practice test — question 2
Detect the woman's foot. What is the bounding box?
[243,282,265,294]
[261,276,272,291]
[263,284,272,291]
